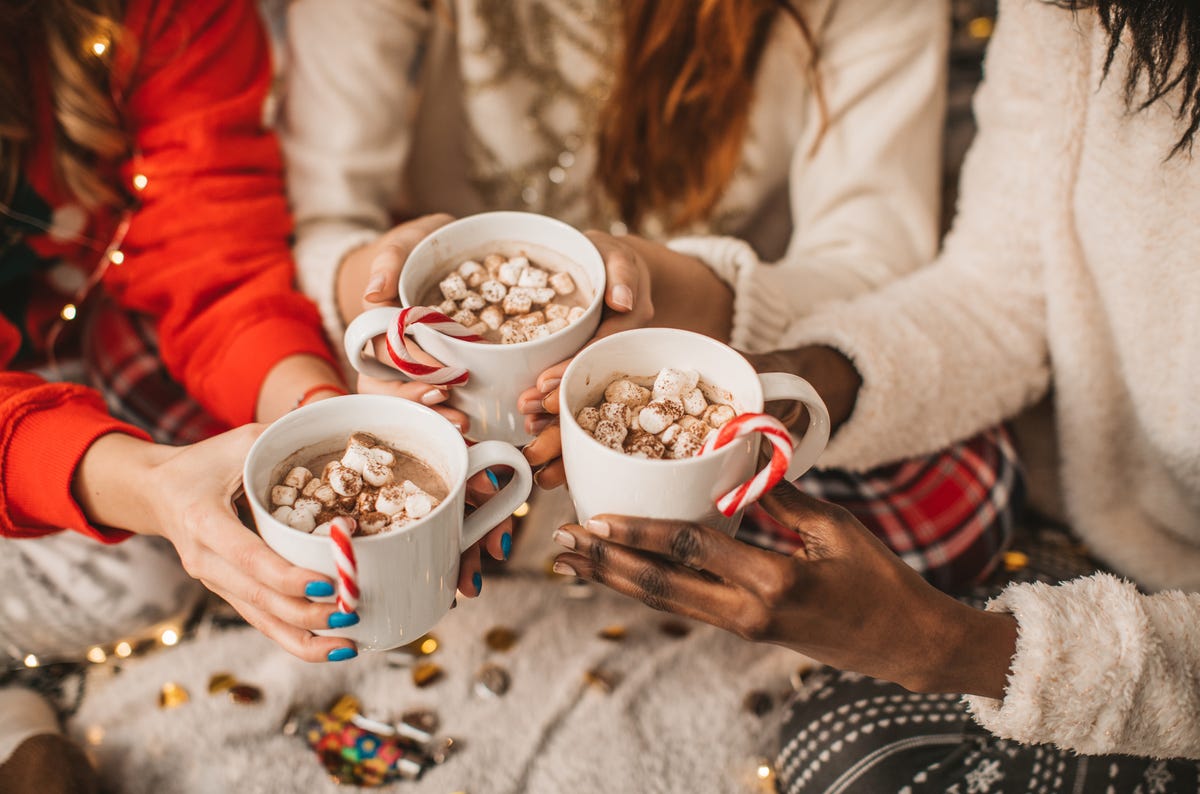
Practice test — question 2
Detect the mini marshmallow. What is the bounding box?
[451,308,478,327]
[375,485,407,516]
[500,323,529,344]
[549,271,576,295]
[439,273,469,301]
[341,446,371,474]
[465,270,486,288]
[468,322,489,337]
[528,324,552,340]
[356,491,377,516]
[349,432,379,448]
[327,463,363,497]
[545,303,570,323]
[530,287,556,305]
[515,310,546,327]
[480,305,505,330]
[605,379,652,407]
[283,467,313,490]
[405,492,436,519]
[458,260,484,280]
[576,406,601,432]
[438,299,458,315]
[502,291,532,315]
[271,485,297,507]
[592,419,627,451]
[368,446,395,466]
[678,415,709,436]
[517,267,548,288]
[313,484,337,506]
[638,399,685,435]
[359,512,390,535]
[681,388,707,416]
[668,431,704,460]
[545,317,569,334]
[293,497,321,516]
[460,291,486,311]
[703,403,736,428]
[338,496,358,513]
[498,260,526,286]
[480,280,508,303]
[599,401,633,427]
[311,520,332,536]
[272,506,293,524]
[322,460,340,480]
[660,423,683,446]
[387,515,412,533]
[301,478,321,497]
[288,510,317,533]
[652,368,700,401]
[484,254,506,274]
[625,432,666,460]
[400,480,425,496]
[568,306,586,323]
[363,458,394,488]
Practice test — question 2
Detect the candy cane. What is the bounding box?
[330,516,359,614]
[383,306,483,386]
[699,413,793,517]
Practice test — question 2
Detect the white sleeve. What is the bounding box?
[281,0,432,342]
[777,0,1055,472]
[668,0,948,353]
[965,574,1200,758]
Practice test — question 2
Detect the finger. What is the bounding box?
[586,232,638,314]
[203,511,323,598]
[580,515,786,591]
[757,481,857,560]
[464,471,514,561]
[220,591,355,663]
[457,544,484,597]
[364,214,455,306]
[534,460,565,490]
[551,541,745,627]
[369,333,448,372]
[539,388,560,416]
[355,375,449,408]
[198,546,345,632]
[522,424,562,467]
[536,360,570,394]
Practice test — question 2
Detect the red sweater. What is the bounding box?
[0,0,336,541]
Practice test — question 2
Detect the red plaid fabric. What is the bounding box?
[83,296,228,445]
[737,427,1022,593]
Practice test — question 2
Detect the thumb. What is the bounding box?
[757,480,853,560]
[363,245,406,306]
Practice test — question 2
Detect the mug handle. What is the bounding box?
[757,372,831,481]
[343,307,411,381]
[461,442,534,549]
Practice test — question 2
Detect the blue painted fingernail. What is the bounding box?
[473,571,483,594]
[485,468,500,489]
[328,611,360,629]
[305,581,334,598]
[327,647,357,662]
[501,532,512,559]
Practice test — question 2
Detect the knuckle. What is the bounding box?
[633,564,671,612]
[586,538,608,567]
[667,524,704,566]
[757,561,797,605]
[247,585,271,611]
[737,606,774,642]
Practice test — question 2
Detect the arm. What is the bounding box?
[106,0,341,427]
[773,0,1055,471]
[281,0,433,339]
[667,0,949,353]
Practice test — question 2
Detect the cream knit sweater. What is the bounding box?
[281,0,947,351]
[786,0,1200,758]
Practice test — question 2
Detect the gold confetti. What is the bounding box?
[659,620,691,638]
[207,672,237,694]
[228,684,263,704]
[484,626,518,652]
[1003,550,1029,571]
[328,694,361,722]
[159,682,189,709]
[584,668,620,694]
[598,625,627,641]
[474,663,511,698]
[412,661,444,688]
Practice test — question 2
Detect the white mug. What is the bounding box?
[344,211,606,446]
[243,395,533,651]
[559,329,830,535]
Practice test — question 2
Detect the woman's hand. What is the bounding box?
[550,481,1018,699]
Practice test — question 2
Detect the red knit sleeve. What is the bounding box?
[0,318,149,541]
[104,0,336,427]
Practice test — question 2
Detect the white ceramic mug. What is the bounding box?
[344,211,606,446]
[559,329,830,535]
[243,395,533,651]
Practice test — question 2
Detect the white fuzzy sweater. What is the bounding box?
[787,0,1200,758]
[281,0,947,352]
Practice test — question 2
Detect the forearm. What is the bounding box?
[749,345,863,432]
[912,599,1017,699]
[255,354,348,424]
[72,433,171,537]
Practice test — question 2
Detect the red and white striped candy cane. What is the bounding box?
[383,306,484,386]
[699,412,793,517]
[329,516,359,614]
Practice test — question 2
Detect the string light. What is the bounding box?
[114,641,132,658]
[968,16,994,40]
[513,502,530,518]
[60,303,77,321]
[108,250,125,265]
[23,654,38,668]
[90,38,108,57]
[419,637,438,655]
[132,174,148,191]
[86,646,108,664]
[160,628,180,646]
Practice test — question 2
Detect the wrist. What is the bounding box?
[256,355,348,423]
[74,433,172,536]
[752,346,861,431]
[907,598,1018,698]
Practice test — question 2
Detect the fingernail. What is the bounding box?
[485,468,500,489]
[539,378,560,394]
[553,561,578,577]
[327,646,358,662]
[552,529,576,550]
[473,571,483,594]
[612,284,634,311]
[421,389,447,405]
[586,519,611,538]
[364,272,386,298]
[519,396,543,414]
[328,611,360,629]
[501,532,513,559]
[530,417,552,434]
[305,581,334,598]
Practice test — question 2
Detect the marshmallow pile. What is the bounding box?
[270,433,442,536]
[435,254,587,344]
[576,368,738,460]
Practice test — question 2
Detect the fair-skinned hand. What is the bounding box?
[550,481,1019,699]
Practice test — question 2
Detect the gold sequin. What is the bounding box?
[584,668,620,694]
[967,16,994,40]
[1003,550,1029,571]
[598,625,626,641]
[159,682,189,709]
[207,673,237,694]
[484,626,519,652]
[412,662,444,688]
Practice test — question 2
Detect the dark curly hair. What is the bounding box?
[1056,0,1200,155]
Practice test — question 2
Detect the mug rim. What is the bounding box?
[396,210,606,351]
[244,394,469,545]
[559,328,765,469]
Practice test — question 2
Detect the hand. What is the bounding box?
[744,346,863,432]
[77,428,357,663]
[550,481,1018,698]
